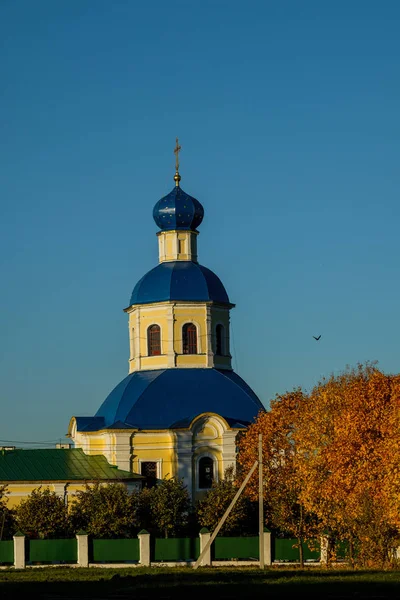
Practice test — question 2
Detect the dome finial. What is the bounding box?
[173,137,181,187]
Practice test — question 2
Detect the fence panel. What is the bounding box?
[335,540,350,559]
[273,538,320,562]
[0,541,13,565]
[91,539,139,563]
[153,538,199,562]
[214,536,259,560]
[28,539,77,564]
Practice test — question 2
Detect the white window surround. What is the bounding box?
[138,458,163,480]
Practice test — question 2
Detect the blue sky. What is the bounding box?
[1,1,399,446]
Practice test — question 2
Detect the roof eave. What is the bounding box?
[124,299,235,312]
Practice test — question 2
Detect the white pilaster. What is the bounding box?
[205,306,214,367]
[135,308,141,371]
[167,304,176,367]
[172,232,178,257]
[221,430,237,475]
[113,432,132,471]
[158,234,166,261]
[175,430,194,498]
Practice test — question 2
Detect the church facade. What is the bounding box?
[68,142,264,499]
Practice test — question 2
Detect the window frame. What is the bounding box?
[139,459,162,488]
[147,324,162,356]
[196,454,217,491]
[182,322,198,355]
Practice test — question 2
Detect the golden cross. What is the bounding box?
[174,137,181,171]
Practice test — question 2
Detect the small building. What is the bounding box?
[0,447,143,508]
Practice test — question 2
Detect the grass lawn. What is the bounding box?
[1,566,400,599]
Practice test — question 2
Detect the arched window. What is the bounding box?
[216,324,224,356]
[198,456,214,489]
[182,323,197,354]
[148,324,161,356]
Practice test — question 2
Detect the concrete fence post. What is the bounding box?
[138,529,151,566]
[263,527,272,566]
[198,528,211,566]
[320,535,329,565]
[13,532,26,570]
[76,530,89,568]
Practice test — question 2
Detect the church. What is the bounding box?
[68,141,264,499]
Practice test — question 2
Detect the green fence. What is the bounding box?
[28,539,77,564]
[334,540,350,559]
[273,538,320,562]
[0,541,13,565]
[7,535,354,566]
[91,539,140,563]
[213,536,259,560]
[153,538,199,562]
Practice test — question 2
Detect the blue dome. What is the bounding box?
[93,369,264,430]
[153,186,204,231]
[129,261,230,306]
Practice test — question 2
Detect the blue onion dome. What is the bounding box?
[153,186,204,231]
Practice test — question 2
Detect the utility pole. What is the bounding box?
[0,512,5,541]
[193,460,258,570]
[259,433,264,569]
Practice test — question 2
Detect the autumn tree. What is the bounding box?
[238,389,319,566]
[195,467,255,535]
[148,477,191,538]
[69,482,139,538]
[239,362,400,567]
[14,488,70,539]
[295,363,400,567]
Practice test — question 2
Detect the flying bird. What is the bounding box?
[313,335,321,341]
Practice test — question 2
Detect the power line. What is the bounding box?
[0,439,63,445]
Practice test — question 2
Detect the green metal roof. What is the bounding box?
[0,448,142,482]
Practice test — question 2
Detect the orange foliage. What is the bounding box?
[237,363,400,565]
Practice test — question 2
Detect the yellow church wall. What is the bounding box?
[173,305,207,355]
[78,437,109,455]
[2,482,92,509]
[140,356,168,370]
[138,310,169,357]
[165,234,174,257]
[67,483,87,495]
[157,230,198,263]
[126,301,223,371]
[176,354,205,367]
[131,431,176,480]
